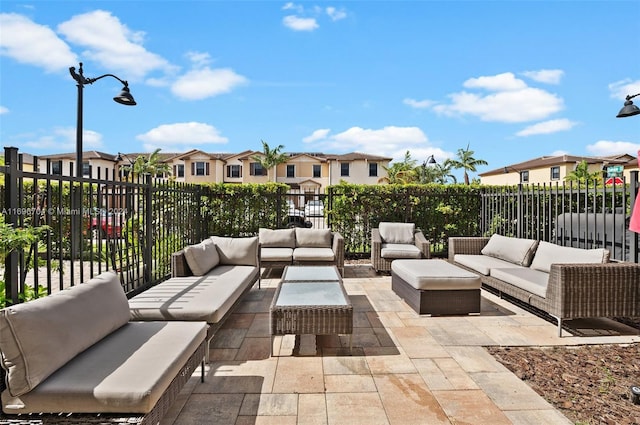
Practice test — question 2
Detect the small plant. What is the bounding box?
[598,366,616,394]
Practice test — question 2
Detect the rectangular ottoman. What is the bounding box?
[391,259,481,315]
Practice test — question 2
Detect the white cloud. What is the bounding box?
[434,86,564,123]
[171,68,247,100]
[608,79,640,100]
[57,10,175,80]
[586,140,640,156]
[0,13,77,72]
[22,127,103,151]
[283,15,319,31]
[521,69,564,84]
[403,98,435,109]
[186,51,213,68]
[326,7,347,21]
[516,118,577,136]
[463,72,527,91]
[302,126,432,157]
[136,122,228,151]
[282,2,303,13]
[302,129,331,143]
[0,106,8,114]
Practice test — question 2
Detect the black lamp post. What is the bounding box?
[425,154,437,166]
[69,62,136,178]
[616,93,640,118]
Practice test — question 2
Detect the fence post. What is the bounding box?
[630,171,639,263]
[516,183,524,238]
[3,147,20,305]
[144,174,153,284]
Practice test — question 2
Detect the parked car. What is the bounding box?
[304,200,324,217]
[285,200,312,228]
[88,209,123,238]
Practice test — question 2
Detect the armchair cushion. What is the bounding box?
[293,247,335,262]
[381,244,423,259]
[183,238,219,276]
[210,236,259,267]
[295,228,332,248]
[530,241,609,273]
[379,222,415,244]
[480,234,539,266]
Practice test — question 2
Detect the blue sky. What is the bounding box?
[1,0,639,181]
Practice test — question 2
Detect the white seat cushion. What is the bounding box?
[381,243,422,259]
[1,322,207,414]
[293,247,335,262]
[453,254,522,276]
[129,265,258,323]
[490,268,549,299]
[379,222,415,244]
[261,247,294,262]
[391,260,481,290]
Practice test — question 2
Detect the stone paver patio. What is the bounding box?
[160,264,639,425]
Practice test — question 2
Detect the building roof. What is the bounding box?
[480,153,636,177]
[37,151,119,161]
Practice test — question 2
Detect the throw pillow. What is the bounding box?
[530,241,609,273]
[481,234,539,266]
[183,239,219,276]
[259,228,296,248]
[295,228,332,247]
[210,236,259,266]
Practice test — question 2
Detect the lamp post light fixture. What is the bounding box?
[69,62,136,178]
[616,93,640,118]
[425,154,437,166]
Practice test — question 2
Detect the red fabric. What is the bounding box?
[630,150,640,233]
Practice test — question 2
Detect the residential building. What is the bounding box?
[480,154,638,185]
[32,150,392,193]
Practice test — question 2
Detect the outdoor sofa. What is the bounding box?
[258,228,345,275]
[371,222,430,272]
[0,271,207,424]
[129,235,260,357]
[449,234,640,336]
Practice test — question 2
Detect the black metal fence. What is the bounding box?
[2,146,639,306]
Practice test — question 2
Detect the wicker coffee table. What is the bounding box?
[270,266,353,356]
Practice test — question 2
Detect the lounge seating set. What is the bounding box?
[1,222,638,422]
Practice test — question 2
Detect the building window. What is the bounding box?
[313,164,321,178]
[193,161,210,176]
[550,166,560,180]
[82,162,91,177]
[51,161,62,175]
[369,163,378,177]
[226,164,241,178]
[521,170,529,183]
[340,162,349,177]
[250,162,267,176]
[175,164,185,178]
[286,164,295,178]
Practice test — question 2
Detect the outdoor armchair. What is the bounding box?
[371,222,430,272]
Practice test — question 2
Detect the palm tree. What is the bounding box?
[121,148,171,180]
[564,160,602,185]
[379,151,418,184]
[446,143,488,185]
[432,162,457,184]
[251,140,288,182]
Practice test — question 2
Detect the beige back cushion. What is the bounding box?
[210,236,259,266]
[530,241,609,273]
[0,271,129,397]
[295,228,332,247]
[183,238,220,276]
[481,234,539,266]
[379,222,415,244]
[259,228,296,248]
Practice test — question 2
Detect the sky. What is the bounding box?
[1,0,639,181]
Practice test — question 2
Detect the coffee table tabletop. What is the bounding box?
[281,265,341,282]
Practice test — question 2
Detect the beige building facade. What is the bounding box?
[480,154,638,186]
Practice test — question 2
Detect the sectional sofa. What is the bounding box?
[0,271,207,423]
[449,234,640,336]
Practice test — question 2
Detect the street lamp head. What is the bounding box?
[426,154,437,165]
[616,93,640,118]
[114,86,136,106]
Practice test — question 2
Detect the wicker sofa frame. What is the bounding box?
[449,236,640,336]
[371,228,430,272]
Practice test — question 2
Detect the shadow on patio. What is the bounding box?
[161,264,639,425]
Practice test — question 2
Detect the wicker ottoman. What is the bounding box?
[391,259,481,315]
